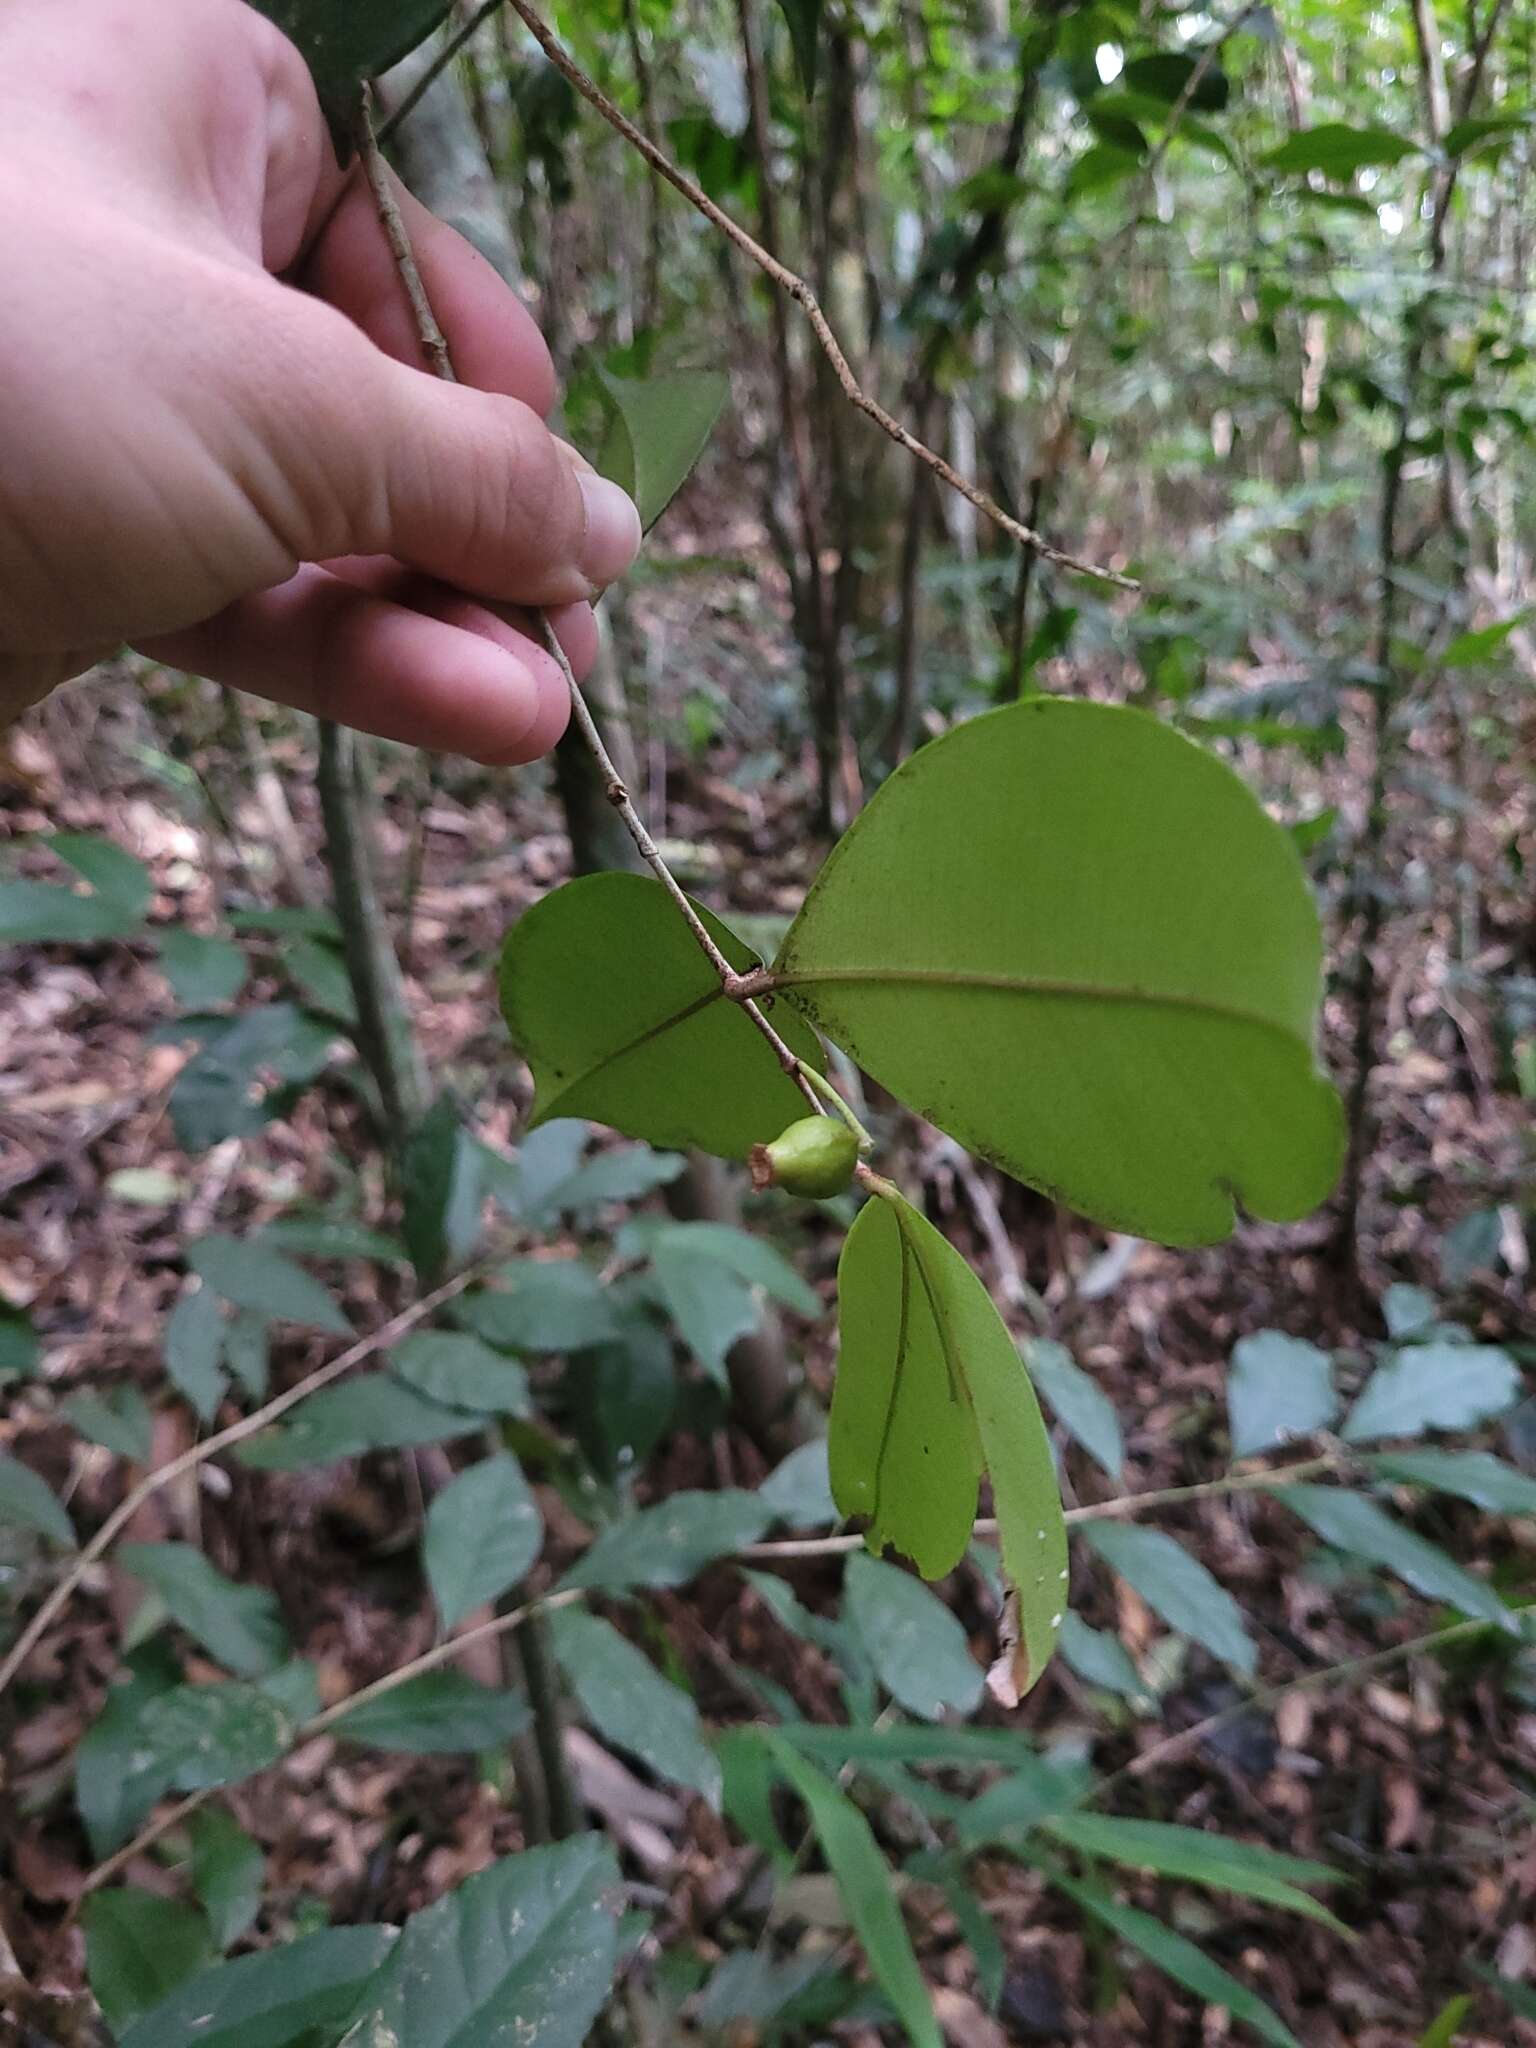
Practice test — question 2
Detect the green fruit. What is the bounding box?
[750,1116,860,1199]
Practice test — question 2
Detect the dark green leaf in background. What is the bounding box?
[140,1680,292,1792]
[63,1384,153,1462]
[844,1551,983,1720]
[402,1095,485,1284]
[1228,1330,1338,1458]
[157,929,248,1009]
[1266,123,1418,179]
[0,1453,75,1548]
[84,1888,212,2034]
[119,1543,291,1677]
[564,1490,773,1592]
[118,1928,397,2048]
[550,1607,722,1804]
[238,1374,489,1469]
[248,0,454,120]
[163,1282,228,1422]
[1277,1484,1515,1628]
[187,1808,265,1949]
[330,1670,531,1753]
[189,1234,351,1336]
[424,1453,543,1629]
[1341,1342,1520,1444]
[391,1331,530,1416]
[0,1303,39,1383]
[1079,1520,1256,1673]
[1025,1339,1124,1479]
[457,1259,620,1353]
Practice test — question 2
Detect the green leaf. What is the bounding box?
[164,1282,229,1423]
[844,1551,983,1720]
[263,1216,406,1262]
[169,1004,339,1153]
[773,702,1341,1245]
[593,368,730,530]
[1041,1815,1344,1930]
[1277,1485,1515,1629]
[832,1193,1066,1689]
[563,1490,773,1591]
[1371,1448,1536,1515]
[350,1838,619,2047]
[775,0,822,94]
[84,1888,213,2033]
[1382,1282,1438,1338]
[0,1303,40,1382]
[247,0,454,118]
[286,935,357,1023]
[75,1645,182,1857]
[1079,1521,1256,1673]
[0,1453,75,1547]
[391,1331,530,1416]
[456,1259,620,1353]
[499,872,822,1162]
[188,1235,351,1336]
[157,929,249,1009]
[330,1671,531,1753]
[238,1373,488,1469]
[1469,1964,1536,2021]
[1025,1339,1124,1480]
[224,1311,270,1401]
[140,1680,292,1791]
[402,1096,485,1284]
[1341,1342,1520,1444]
[760,1439,838,1529]
[117,1928,397,2048]
[0,834,149,943]
[63,1384,153,1461]
[1045,1871,1301,2048]
[1056,1612,1147,1700]
[1266,123,1418,179]
[1228,1331,1337,1459]
[632,1219,819,1380]
[760,1733,941,2048]
[550,1607,721,1804]
[187,1808,265,1949]
[424,1454,543,1629]
[956,1753,1094,1850]
[1442,613,1532,665]
[119,1542,291,1677]
[1121,51,1230,112]
[1417,1993,1474,2048]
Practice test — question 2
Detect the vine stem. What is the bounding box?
[0,1266,482,1701]
[391,0,1135,592]
[354,97,824,1119]
[737,1451,1346,1561]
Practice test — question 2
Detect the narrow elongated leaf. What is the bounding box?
[1079,1521,1256,1673]
[1341,1342,1520,1445]
[1470,1964,1536,2020]
[1228,1331,1338,1458]
[550,1607,721,1804]
[1371,1448,1536,1514]
[761,1733,941,2048]
[1417,1994,1474,2048]
[1277,1485,1514,1629]
[499,873,822,1161]
[188,1235,350,1336]
[1025,1339,1124,1479]
[1042,1815,1344,1930]
[163,1283,228,1422]
[402,1096,485,1284]
[564,1490,772,1591]
[1046,1871,1301,2048]
[844,1551,983,1720]
[424,1453,543,1629]
[117,1928,397,2048]
[331,1671,530,1753]
[832,1193,1066,1688]
[0,1453,75,1547]
[1056,1613,1146,1700]
[187,1808,264,1948]
[774,702,1341,1245]
[593,367,730,530]
[119,1543,291,1677]
[352,1838,619,2047]
[0,1303,40,1382]
[84,1889,212,2033]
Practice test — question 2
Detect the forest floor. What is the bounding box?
[1,539,1534,2047]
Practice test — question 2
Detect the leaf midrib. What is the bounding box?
[771,964,1302,1040]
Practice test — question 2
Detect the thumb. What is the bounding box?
[276,300,640,608]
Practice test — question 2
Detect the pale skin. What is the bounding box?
[0,0,642,763]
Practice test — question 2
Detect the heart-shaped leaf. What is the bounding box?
[773,701,1342,1245]
[500,872,822,1160]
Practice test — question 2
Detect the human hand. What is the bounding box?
[0,0,640,761]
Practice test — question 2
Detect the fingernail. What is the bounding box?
[577,472,642,589]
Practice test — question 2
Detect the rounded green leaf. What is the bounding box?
[499,873,822,1161]
[774,701,1343,1245]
